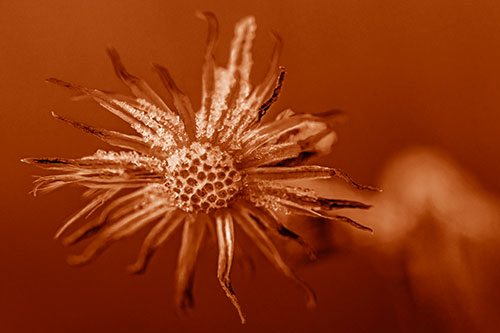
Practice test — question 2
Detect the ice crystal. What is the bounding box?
[24,13,376,323]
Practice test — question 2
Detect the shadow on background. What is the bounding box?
[300,147,500,332]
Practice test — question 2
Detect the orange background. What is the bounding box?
[1,0,500,332]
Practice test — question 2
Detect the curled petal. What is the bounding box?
[22,155,163,175]
[244,165,335,181]
[106,46,171,112]
[235,200,316,260]
[232,33,283,140]
[232,205,317,309]
[221,68,284,147]
[24,151,165,192]
[245,182,372,231]
[174,215,206,311]
[46,78,151,130]
[251,32,282,105]
[31,169,162,195]
[244,165,380,191]
[244,165,378,191]
[153,64,196,141]
[274,108,295,121]
[66,201,169,265]
[328,215,374,232]
[202,16,256,142]
[61,186,157,245]
[237,111,345,166]
[330,168,381,191]
[256,67,285,122]
[215,210,246,323]
[128,209,185,274]
[196,11,219,62]
[54,189,119,239]
[237,142,303,168]
[275,198,373,232]
[50,112,158,155]
[46,78,183,149]
[195,11,219,139]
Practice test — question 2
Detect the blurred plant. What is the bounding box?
[308,147,500,331]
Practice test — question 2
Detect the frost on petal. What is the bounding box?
[30,173,154,194]
[23,151,165,173]
[243,165,379,191]
[236,110,344,167]
[215,210,246,324]
[133,98,187,146]
[237,142,303,168]
[196,11,219,140]
[24,151,165,194]
[200,16,256,142]
[47,78,184,151]
[244,165,337,181]
[245,181,373,232]
[153,64,196,141]
[229,35,283,145]
[216,17,256,143]
[50,112,160,156]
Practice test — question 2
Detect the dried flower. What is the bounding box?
[23,13,375,323]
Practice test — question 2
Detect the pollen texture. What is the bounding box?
[165,142,242,213]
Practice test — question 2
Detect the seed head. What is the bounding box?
[165,142,242,213]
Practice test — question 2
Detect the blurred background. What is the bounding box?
[1,0,500,332]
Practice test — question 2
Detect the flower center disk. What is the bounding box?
[165,142,242,213]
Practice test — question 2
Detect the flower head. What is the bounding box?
[24,13,375,323]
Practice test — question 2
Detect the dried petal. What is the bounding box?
[50,112,157,155]
[54,189,119,239]
[232,205,317,309]
[61,186,157,245]
[66,201,169,265]
[128,209,185,274]
[215,210,245,323]
[235,200,316,260]
[106,46,171,112]
[174,215,206,311]
[153,64,196,141]
[196,11,219,139]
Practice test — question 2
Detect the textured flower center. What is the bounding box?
[165,142,242,213]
